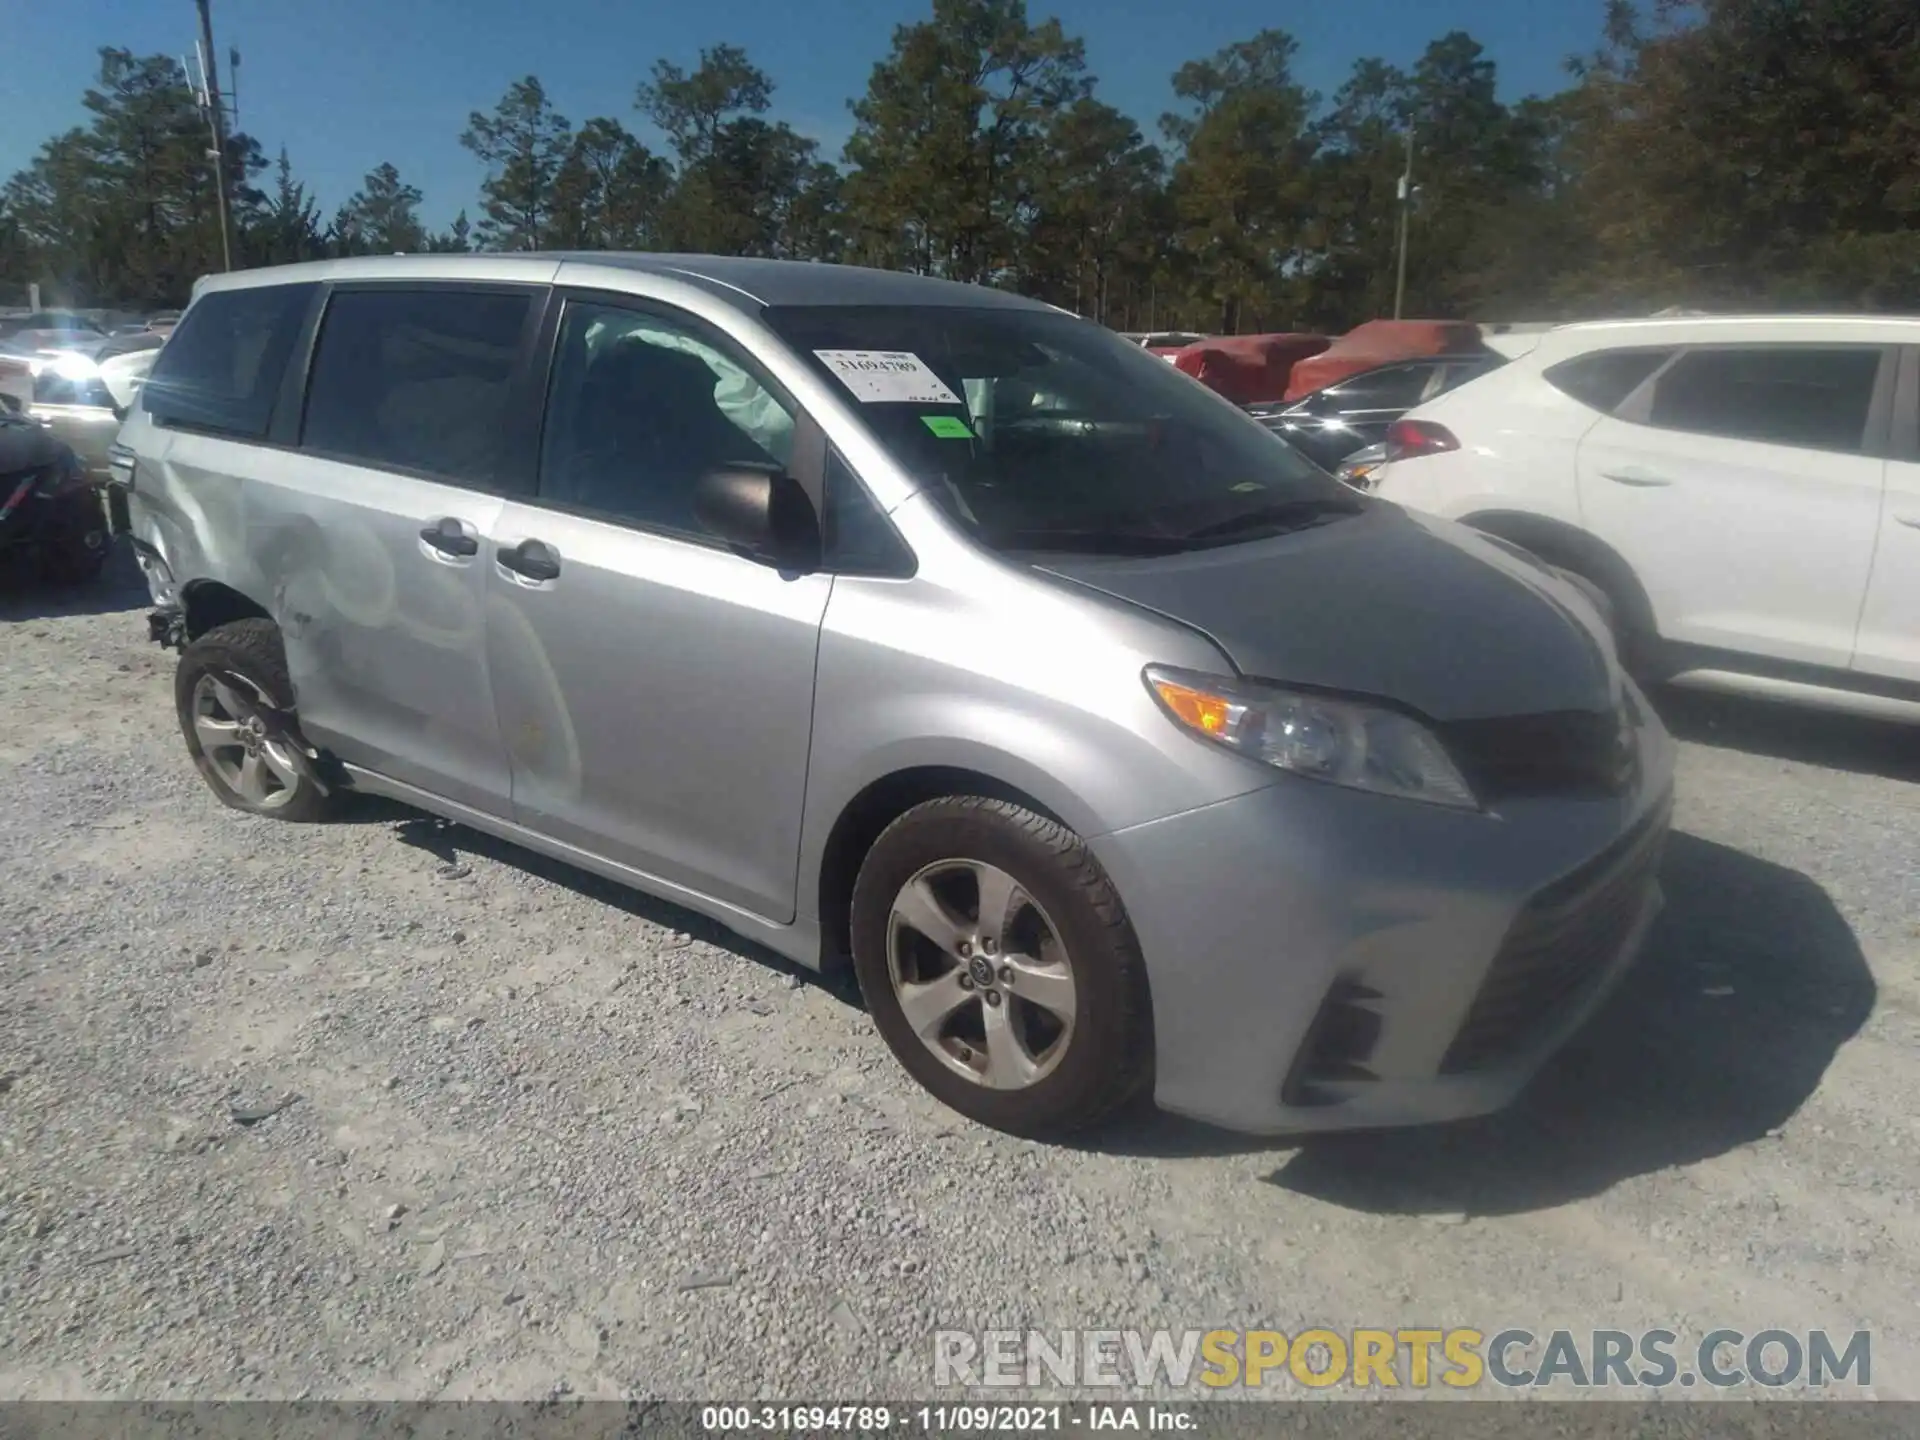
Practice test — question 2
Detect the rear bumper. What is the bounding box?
[1092,714,1675,1135]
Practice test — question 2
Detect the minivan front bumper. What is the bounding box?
[1091,717,1674,1135]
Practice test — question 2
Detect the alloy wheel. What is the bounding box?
[885,858,1078,1090]
[190,671,303,810]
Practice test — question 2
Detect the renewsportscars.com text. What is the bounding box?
[933,1327,1871,1391]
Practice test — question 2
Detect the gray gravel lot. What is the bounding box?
[3,553,1918,1401]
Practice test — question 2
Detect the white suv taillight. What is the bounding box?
[1385,418,1460,462]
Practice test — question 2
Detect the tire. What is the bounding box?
[38,514,110,585]
[850,796,1153,1137]
[175,618,335,822]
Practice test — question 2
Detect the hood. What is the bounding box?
[1037,503,1619,723]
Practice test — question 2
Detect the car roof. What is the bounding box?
[191,252,1061,316]
[1528,313,1920,363]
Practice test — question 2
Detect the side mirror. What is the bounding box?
[693,465,821,570]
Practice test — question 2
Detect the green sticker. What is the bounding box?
[1231,481,1265,493]
[922,415,974,439]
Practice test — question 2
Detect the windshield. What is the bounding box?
[765,304,1357,556]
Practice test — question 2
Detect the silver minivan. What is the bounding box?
[113,254,1674,1138]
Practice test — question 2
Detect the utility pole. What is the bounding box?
[1392,120,1414,321]
[195,0,234,272]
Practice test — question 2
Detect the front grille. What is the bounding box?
[1441,801,1670,1074]
[1441,708,1637,801]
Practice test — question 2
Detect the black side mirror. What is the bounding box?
[693,465,821,570]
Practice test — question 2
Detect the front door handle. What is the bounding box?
[1602,467,1673,488]
[419,517,479,558]
[497,538,561,582]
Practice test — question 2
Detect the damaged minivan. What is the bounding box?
[112,254,1673,1137]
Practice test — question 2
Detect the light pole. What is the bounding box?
[195,0,234,272]
[1392,121,1414,320]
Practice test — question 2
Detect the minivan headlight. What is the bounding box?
[1144,665,1479,811]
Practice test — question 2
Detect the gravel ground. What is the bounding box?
[2,552,1918,1403]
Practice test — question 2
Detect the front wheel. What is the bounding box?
[850,796,1153,1137]
[175,618,335,822]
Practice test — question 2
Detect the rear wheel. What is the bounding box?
[175,618,334,822]
[850,796,1152,1137]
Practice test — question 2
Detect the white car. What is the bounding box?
[1371,315,1920,723]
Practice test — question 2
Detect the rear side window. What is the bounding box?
[1647,347,1881,454]
[1543,348,1673,414]
[141,283,316,437]
[301,287,531,485]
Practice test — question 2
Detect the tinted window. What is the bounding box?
[142,283,316,437]
[1648,347,1881,453]
[765,305,1348,556]
[1543,348,1673,413]
[540,301,796,535]
[301,288,530,484]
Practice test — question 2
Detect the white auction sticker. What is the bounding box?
[813,350,962,406]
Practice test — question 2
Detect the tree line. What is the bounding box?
[3,0,1917,333]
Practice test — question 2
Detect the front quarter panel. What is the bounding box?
[797,494,1282,923]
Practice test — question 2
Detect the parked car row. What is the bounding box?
[1168,313,1918,732]
[1371,315,1920,723]
[1137,319,1506,477]
[0,321,168,480]
[1248,352,1507,472]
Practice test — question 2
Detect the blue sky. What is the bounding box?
[1,0,1607,228]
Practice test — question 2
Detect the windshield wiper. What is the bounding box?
[1180,495,1364,542]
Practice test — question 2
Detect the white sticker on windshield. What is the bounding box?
[813,350,962,406]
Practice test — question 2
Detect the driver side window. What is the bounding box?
[539,301,796,536]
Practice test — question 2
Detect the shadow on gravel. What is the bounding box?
[322,765,1871,1204]
[344,803,863,1009]
[0,539,149,621]
[1262,829,1873,1216]
[1653,684,1920,785]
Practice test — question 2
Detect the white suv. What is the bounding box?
[1371,316,1920,723]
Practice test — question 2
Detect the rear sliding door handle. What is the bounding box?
[1601,467,1673,488]
[1896,515,1920,530]
[497,538,561,582]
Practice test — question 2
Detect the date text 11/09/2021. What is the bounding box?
[701,1406,1192,1433]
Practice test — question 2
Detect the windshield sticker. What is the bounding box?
[814,350,963,406]
[1231,481,1266,493]
[921,415,974,439]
